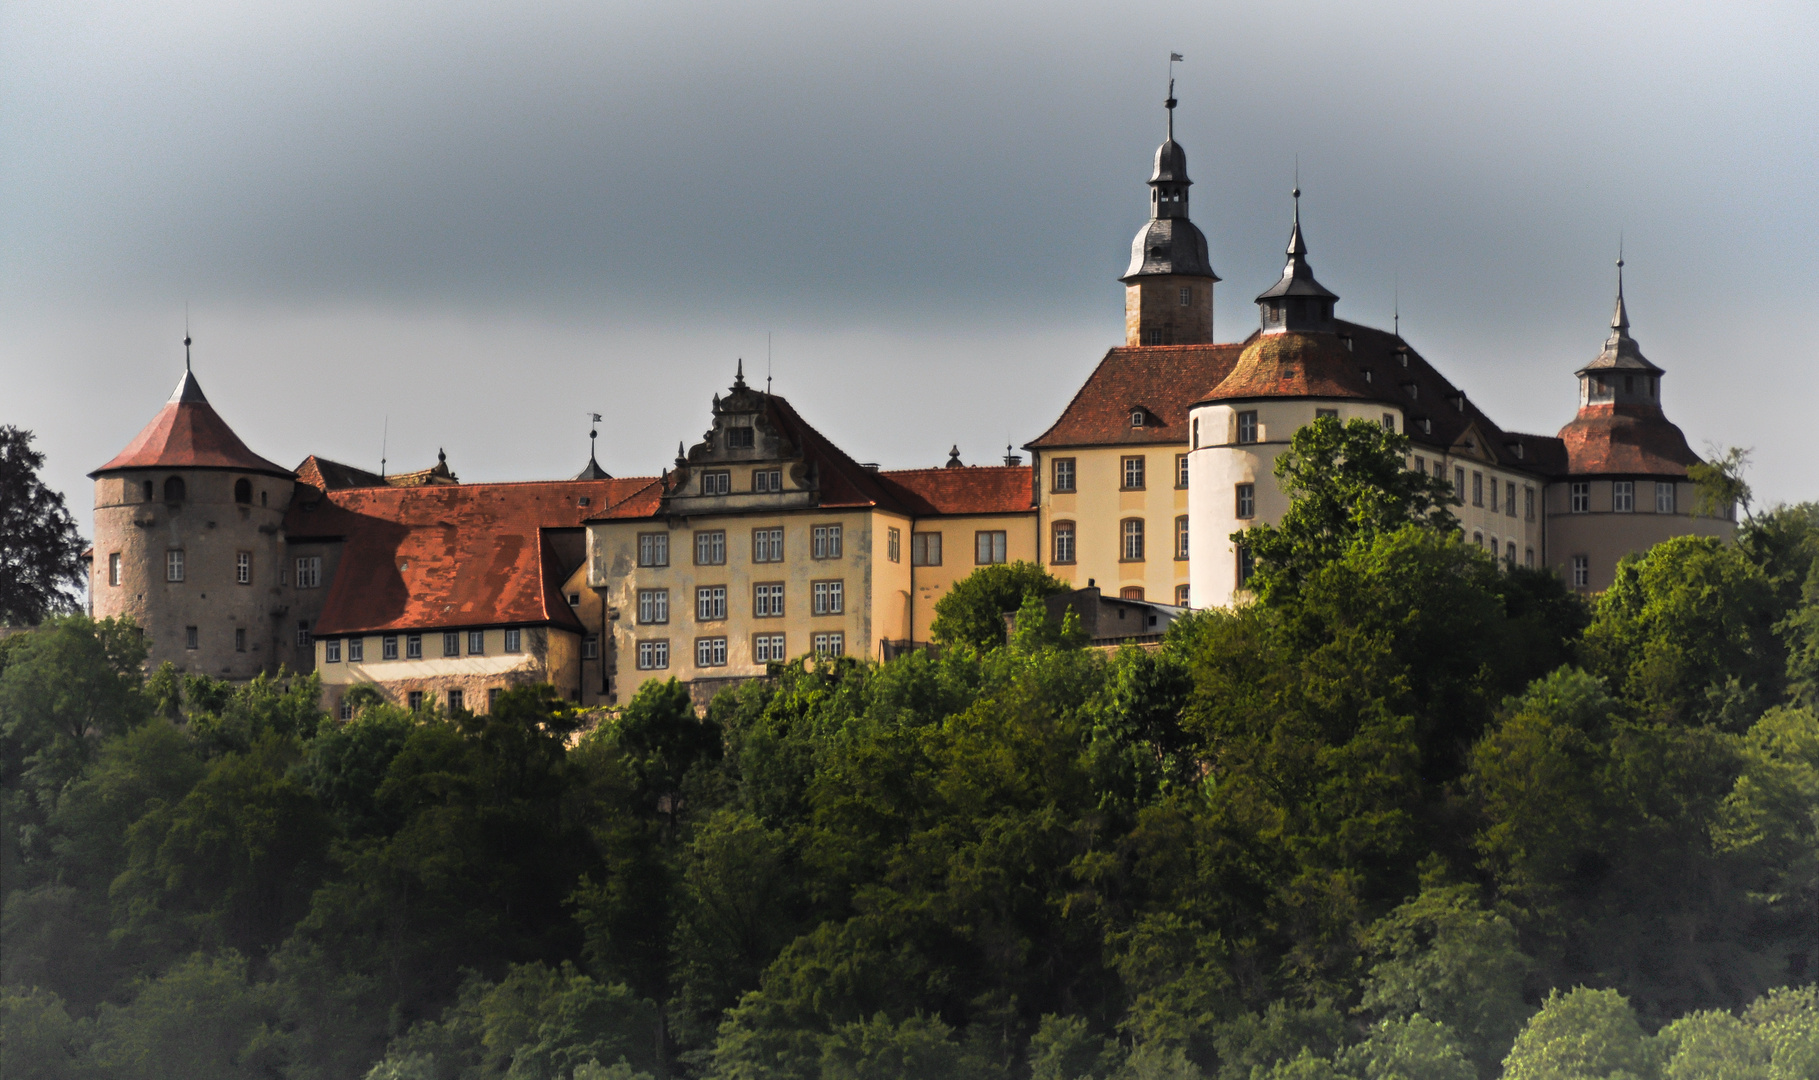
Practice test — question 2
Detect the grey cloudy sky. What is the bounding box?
[5,0,1815,522]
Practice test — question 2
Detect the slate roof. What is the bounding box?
[292,478,653,636]
[879,466,1034,516]
[92,371,293,479]
[1027,343,1243,450]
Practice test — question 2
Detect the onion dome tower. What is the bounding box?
[88,345,296,679]
[1120,82,1219,346]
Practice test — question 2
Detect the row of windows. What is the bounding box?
[321,628,525,663]
[1469,530,1537,570]
[639,524,847,567]
[634,632,846,670]
[337,686,502,721]
[1049,455,1189,493]
[133,475,270,507]
[1408,458,1538,521]
[1049,518,1188,564]
[130,551,325,587]
[696,466,785,496]
[636,581,846,624]
[1569,481,1678,514]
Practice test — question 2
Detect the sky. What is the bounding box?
[4,0,1815,525]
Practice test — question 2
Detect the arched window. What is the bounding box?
[234,478,252,504]
[163,476,186,502]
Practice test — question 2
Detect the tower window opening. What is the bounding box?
[234,478,251,504]
[1179,287,1191,306]
[142,480,154,501]
[163,476,186,502]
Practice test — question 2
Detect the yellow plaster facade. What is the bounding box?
[1035,445,1191,605]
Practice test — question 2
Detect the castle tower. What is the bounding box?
[1120,85,1219,346]
[89,356,296,678]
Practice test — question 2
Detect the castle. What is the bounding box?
[86,93,1732,713]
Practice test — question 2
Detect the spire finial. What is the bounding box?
[183,304,192,372]
[734,357,746,389]
[1166,52,1182,140]
[1611,241,1630,334]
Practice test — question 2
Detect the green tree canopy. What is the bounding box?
[928,560,1069,651]
[0,427,85,626]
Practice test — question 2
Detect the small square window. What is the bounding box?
[568,592,581,607]
[974,531,1008,565]
[504,628,522,653]
[1130,409,1146,427]
[700,471,732,495]
[1316,408,1339,421]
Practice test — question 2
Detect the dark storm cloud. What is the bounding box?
[3,0,1815,514]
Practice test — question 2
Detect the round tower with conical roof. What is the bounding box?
[1120,85,1219,346]
[89,352,297,678]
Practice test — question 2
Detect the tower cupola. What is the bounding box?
[1120,82,1218,347]
[1255,189,1339,335]
[1575,258,1664,409]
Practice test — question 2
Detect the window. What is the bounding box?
[695,530,727,565]
[339,700,353,721]
[1315,408,1338,421]
[887,527,901,563]
[1505,482,1517,518]
[583,635,599,660]
[406,634,422,660]
[408,691,424,711]
[975,531,1008,565]
[638,589,670,624]
[108,553,121,586]
[443,631,459,657]
[1473,531,1484,548]
[1382,413,1396,431]
[567,592,581,607]
[1570,482,1590,513]
[142,480,153,501]
[1120,586,1145,600]
[1525,548,1534,567]
[383,635,399,660]
[812,525,844,559]
[1178,286,1192,306]
[234,477,252,504]
[638,533,670,567]
[812,580,845,615]
[1505,541,1516,567]
[1454,467,1466,504]
[1237,544,1255,587]
[1489,477,1499,513]
[349,638,365,662]
[1175,584,1190,606]
[504,628,522,653]
[696,637,728,667]
[166,549,185,582]
[701,471,732,495]
[1613,481,1634,513]
[911,532,942,566]
[236,551,252,585]
[753,528,784,563]
[448,689,464,712]
[1121,518,1145,561]
[754,634,787,663]
[1175,516,1189,559]
[1052,522,1075,564]
[754,583,785,617]
[163,476,186,502]
[1656,482,1676,514]
[1144,327,1163,345]
[1176,454,1189,489]
[325,638,342,662]
[1472,472,1484,507]
[752,468,783,492]
[296,620,311,647]
[1413,455,1425,474]
[1121,456,1146,490]
[726,426,755,449]
[697,586,727,621]
[295,556,322,588]
[637,640,670,670]
[1237,411,1258,444]
[1236,483,1256,519]
[1130,409,1146,427]
[1192,417,1199,448]
[1052,458,1076,492]
[813,632,845,658]
[235,627,246,652]
[1572,555,1590,588]
[467,630,484,655]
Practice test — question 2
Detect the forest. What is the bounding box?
[3,418,1818,1080]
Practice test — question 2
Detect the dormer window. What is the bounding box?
[1130,409,1146,427]
[726,426,755,449]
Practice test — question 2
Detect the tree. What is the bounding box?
[929,561,1070,651]
[1689,446,1753,523]
[1500,987,1657,1080]
[1232,416,1458,604]
[0,427,85,626]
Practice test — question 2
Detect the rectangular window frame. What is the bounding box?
[1235,483,1256,519]
[637,532,670,567]
[752,527,784,563]
[405,633,422,660]
[1472,471,1484,507]
[700,471,732,496]
[813,632,845,658]
[467,630,485,656]
[234,627,247,652]
[167,549,185,582]
[812,579,845,616]
[911,531,942,566]
[108,552,122,586]
[348,637,365,662]
[974,530,1008,565]
[443,631,460,657]
[325,638,342,663]
[236,551,252,585]
[1051,521,1075,565]
[1051,458,1076,493]
[295,555,322,588]
[1570,482,1590,514]
[1175,515,1189,560]
[1505,481,1517,518]
[1613,480,1635,513]
[887,526,901,563]
[752,468,782,493]
[811,524,844,560]
[382,634,399,661]
[1175,454,1189,489]
[753,582,785,618]
[696,585,728,622]
[1236,411,1258,444]
[1571,554,1590,588]
[583,634,599,660]
[637,639,670,670]
[1121,518,1145,562]
[638,588,670,624]
[1656,481,1676,514]
[1121,455,1146,491]
[448,689,464,712]
[504,628,522,653]
[694,530,727,566]
[295,620,311,647]
[753,633,787,664]
[695,636,729,667]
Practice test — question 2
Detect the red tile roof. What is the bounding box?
[1027,343,1243,449]
[290,478,653,636]
[92,372,293,479]
[1556,403,1701,478]
[879,466,1034,516]
[1198,331,1378,403]
[294,455,387,491]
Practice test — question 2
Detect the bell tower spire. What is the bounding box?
[1119,64,1218,347]
[1254,186,1340,335]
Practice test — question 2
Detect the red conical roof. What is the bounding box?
[90,371,293,478]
